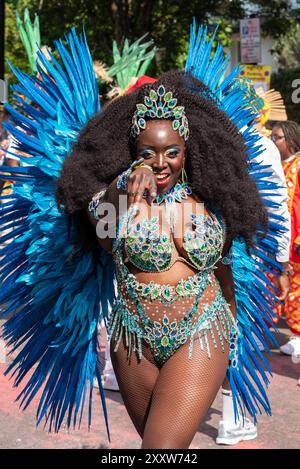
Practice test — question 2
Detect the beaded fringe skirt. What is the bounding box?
[108,272,238,366]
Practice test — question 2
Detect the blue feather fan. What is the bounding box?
[0,29,115,439]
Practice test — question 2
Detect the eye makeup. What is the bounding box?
[138,145,181,159]
[139,148,156,159]
[165,147,180,158]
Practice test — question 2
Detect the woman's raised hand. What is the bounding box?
[127,166,157,206]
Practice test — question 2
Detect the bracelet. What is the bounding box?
[88,187,108,220]
[134,163,153,173]
[116,157,145,191]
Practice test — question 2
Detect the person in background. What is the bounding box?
[0,108,19,202]
[0,108,10,169]
[216,82,291,446]
[271,121,300,360]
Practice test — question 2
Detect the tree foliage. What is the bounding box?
[4,0,300,82]
[271,67,300,122]
[5,0,243,80]
[272,24,300,69]
[270,18,300,122]
[248,0,299,38]
[5,0,31,78]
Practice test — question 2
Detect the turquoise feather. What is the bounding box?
[186,19,289,424]
[0,30,114,439]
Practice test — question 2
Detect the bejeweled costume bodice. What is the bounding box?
[108,187,237,365]
[124,211,224,273]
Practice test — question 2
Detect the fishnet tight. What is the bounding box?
[110,317,230,449]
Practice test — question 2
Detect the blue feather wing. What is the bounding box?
[0,30,115,437]
[227,133,287,423]
[186,20,287,423]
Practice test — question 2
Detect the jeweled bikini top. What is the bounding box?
[123,208,224,273]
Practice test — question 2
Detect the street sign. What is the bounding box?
[240,65,271,91]
[240,18,262,64]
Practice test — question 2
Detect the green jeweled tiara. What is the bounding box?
[130,84,189,141]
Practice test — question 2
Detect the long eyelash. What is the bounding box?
[140,150,155,158]
[166,150,179,157]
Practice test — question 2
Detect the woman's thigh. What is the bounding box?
[142,333,230,449]
[110,337,160,438]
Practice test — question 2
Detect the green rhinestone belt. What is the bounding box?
[123,270,212,305]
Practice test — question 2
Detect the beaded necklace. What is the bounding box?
[152,181,192,205]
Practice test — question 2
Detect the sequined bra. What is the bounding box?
[123,210,224,273]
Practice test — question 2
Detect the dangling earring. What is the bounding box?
[181,160,188,183]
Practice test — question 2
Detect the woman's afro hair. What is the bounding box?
[56,70,267,250]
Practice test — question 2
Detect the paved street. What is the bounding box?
[0,319,299,449]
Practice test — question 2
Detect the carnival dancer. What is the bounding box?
[0,23,287,447]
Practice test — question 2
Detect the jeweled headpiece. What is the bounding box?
[130,84,189,141]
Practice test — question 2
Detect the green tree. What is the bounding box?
[271,67,300,122]
[248,0,299,38]
[5,0,31,79]
[5,0,244,77]
[273,24,300,69]
[270,21,300,122]
[5,0,300,81]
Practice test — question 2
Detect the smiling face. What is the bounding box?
[135,120,186,193]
